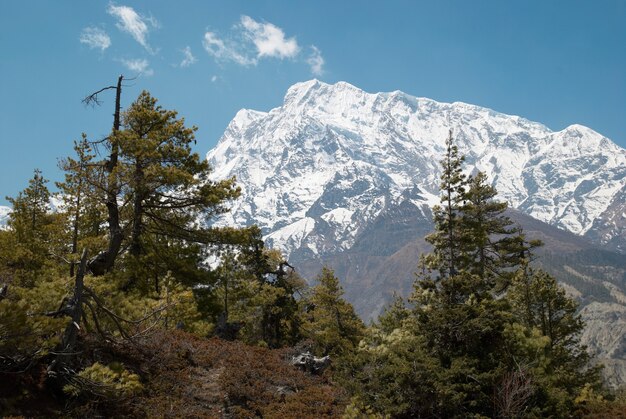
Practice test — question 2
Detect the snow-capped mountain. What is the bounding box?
[207,79,626,256]
[0,206,10,229]
[206,79,626,387]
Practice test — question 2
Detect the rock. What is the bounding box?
[291,351,331,374]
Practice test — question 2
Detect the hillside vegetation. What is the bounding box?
[1,86,624,417]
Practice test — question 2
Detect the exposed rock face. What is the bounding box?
[579,303,626,389]
[207,80,626,256]
[206,80,626,386]
[291,352,331,374]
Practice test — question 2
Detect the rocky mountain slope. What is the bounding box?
[208,80,626,255]
[206,80,626,386]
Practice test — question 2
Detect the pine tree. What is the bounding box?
[459,171,537,290]
[7,169,51,242]
[408,133,543,415]
[302,267,364,356]
[121,92,242,286]
[56,135,106,276]
[425,129,467,279]
[4,170,60,284]
[508,266,602,413]
[338,298,439,418]
[78,90,246,290]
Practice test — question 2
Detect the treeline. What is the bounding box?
[0,85,623,417]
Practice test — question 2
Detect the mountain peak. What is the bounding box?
[207,80,626,255]
[284,79,324,103]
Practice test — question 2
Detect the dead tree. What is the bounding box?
[48,248,88,378]
[46,248,173,379]
[83,75,125,275]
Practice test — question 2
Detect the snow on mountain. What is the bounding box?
[207,79,626,257]
[0,206,10,229]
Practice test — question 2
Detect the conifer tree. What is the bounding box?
[56,135,106,276]
[302,267,364,356]
[116,91,242,289]
[508,266,602,412]
[425,129,467,279]
[4,170,59,283]
[7,169,51,242]
[459,171,538,290]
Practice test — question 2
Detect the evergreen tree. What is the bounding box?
[3,170,60,284]
[211,244,305,348]
[338,130,608,417]
[508,266,602,413]
[459,171,538,290]
[425,129,467,279]
[302,267,364,356]
[81,91,245,290]
[376,294,409,334]
[56,135,106,276]
[7,169,52,243]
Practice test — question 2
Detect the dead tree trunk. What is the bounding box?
[49,248,88,377]
[69,178,82,277]
[84,75,125,275]
[103,75,124,271]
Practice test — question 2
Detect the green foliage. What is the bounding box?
[339,317,442,417]
[3,170,64,284]
[459,171,534,290]
[302,267,365,357]
[426,129,467,279]
[63,362,142,399]
[342,397,388,419]
[56,135,108,269]
[343,131,607,417]
[0,275,68,366]
[108,91,242,290]
[507,266,603,414]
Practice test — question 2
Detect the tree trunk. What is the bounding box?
[50,249,88,377]
[102,75,124,273]
[89,75,125,276]
[129,161,144,257]
[69,180,82,277]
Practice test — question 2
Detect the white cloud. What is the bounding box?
[80,27,111,51]
[120,58,153,76]
[179,46,197,67]
[307,45,324,76]
[211,75,218,82]
[202,16,325,74]
[107,4,157,53]
[239,15,299,59]
[202,31,256,66]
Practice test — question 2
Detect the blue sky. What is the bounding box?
[1,1,625,204]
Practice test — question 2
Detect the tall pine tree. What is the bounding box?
[425,129,467,279]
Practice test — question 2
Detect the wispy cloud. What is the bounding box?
[120,58,153,76]
[79,27,111,51]
[107,4,157,53]
[307,45,324,76]
[179,46,197,67]
[239,16,299,59]
[202,15,300,65]
[202,31,256,66]
[202,15,325,75]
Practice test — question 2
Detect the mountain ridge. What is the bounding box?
[205,79,626,386]
[207,79,626,256]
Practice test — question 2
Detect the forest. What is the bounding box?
[1,82,624,418]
